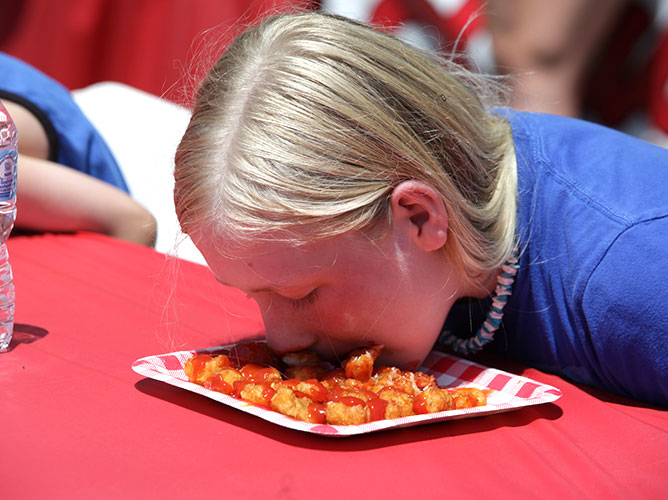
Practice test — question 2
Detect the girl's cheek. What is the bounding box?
[316,296,369,341]
[335,312,363,336]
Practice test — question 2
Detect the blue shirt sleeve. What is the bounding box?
[582,215,668,406]
[0,52,128,192]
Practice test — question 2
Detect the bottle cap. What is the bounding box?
[0,107,15,147]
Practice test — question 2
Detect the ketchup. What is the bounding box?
[336,396,365,407]
[190,354,213,378]
[204,373,233,394]
[307,403,327,424]
[240,363,280,383]
[412,393,428,414]
[367,398,388,421]
[233,380,249,398]
[234,380,275,404]
[303,379,328,403]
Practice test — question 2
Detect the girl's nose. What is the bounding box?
[259,302,318,355]
[263,324,318,355]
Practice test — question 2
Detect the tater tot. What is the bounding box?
[270,386,312,422]
[343,345,383,381]
[450,388,488,409]
[377,389,414,419]
[325,400,369,425]
[413,386,454,414]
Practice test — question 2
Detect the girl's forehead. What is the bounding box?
[203,246,303,291]
[197,231,378,287]
[198,233,335,278]
[198,227,372,261]
[197,232,314,262]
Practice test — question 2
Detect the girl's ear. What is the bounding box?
[389,180,448,251]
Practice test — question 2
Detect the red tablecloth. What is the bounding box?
[2,233,667,499]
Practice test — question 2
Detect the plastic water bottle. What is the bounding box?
[0,101,17,351]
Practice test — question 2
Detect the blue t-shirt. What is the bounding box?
[0,52,128,192]
[443,110,668,407]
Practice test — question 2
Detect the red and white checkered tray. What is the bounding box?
[132,345,562,437]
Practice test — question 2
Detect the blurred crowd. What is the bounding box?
[323,0,668,146]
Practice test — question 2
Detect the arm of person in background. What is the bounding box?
[16,154,157,247]
[3,99,157,247]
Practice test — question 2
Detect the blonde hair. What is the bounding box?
[175,12,517,281]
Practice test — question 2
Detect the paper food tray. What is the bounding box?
[132,344,562,437]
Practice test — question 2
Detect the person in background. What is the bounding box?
[487,0,627,117]
[0,52,156,246]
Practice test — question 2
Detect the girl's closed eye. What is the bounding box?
[290,288,320,310]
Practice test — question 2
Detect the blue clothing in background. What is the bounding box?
[0,52,128,192]
[443,110,668,407]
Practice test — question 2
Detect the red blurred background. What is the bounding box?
[1,0,666,133]
[0,0,315,105]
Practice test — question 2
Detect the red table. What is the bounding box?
[3,233,667,499]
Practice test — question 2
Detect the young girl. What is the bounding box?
[174,12,668,407]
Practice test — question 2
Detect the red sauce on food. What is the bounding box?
[293,390,309,400]
[233,380,248,398]
[305,379,328,403]
[204,373,233,394]
[281,379,300,389]
[327,386,344,400]
[217,355,232,368]
[240,363,268,382]
[191,354,213,378]
[338,396,365,407]
[412,392,428,414]
[307,403,327,424]
[367,398,388,421]
[261,383,276,401]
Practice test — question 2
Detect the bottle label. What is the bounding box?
[0,150,17,201]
